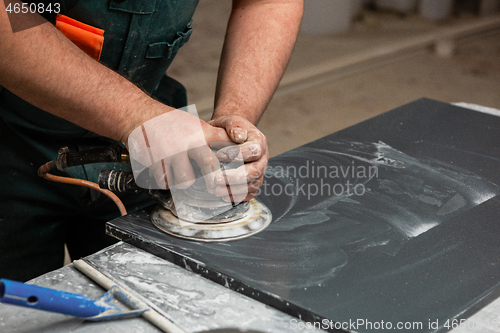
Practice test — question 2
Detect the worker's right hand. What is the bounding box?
[125,108,235,193]
[208,115,269,203]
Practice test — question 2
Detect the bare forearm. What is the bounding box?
[0,5,171,142]
[213,0,303,125]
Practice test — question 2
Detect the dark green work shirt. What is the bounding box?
[0,0,199,139]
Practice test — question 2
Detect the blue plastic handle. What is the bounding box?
[0,279,115,318]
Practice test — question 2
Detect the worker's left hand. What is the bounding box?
[208,115,269,202]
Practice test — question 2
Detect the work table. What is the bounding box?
[1,241,321,333]
[1,240,498,332]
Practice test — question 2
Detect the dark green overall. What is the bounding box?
[0,0,199,281]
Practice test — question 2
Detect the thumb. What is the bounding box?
[229,127,247,144]
[209,116,247,144]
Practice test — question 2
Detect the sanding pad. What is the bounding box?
[151,199,272,242]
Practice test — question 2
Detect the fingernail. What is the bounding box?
[231,128,245,142]
[235,130,245,141]
[217,151,228,160]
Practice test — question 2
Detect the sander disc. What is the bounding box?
[151,199,272,242]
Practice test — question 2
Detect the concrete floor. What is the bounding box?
[168,1,500,157]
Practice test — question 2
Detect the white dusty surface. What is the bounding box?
[0,242,325,333]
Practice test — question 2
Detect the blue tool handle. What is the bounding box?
[0,279,112,318]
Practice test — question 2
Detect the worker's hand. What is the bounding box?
[126,109,233,191]
[208,115,269,202]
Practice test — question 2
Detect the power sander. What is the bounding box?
[38,144,272,242]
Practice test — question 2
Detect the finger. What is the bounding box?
[215,179,262,197]
[153,159,172,190]
[230,127,247,143]
[214,183,231,198]
[204,125,234,147]
[188,145,220,192]
[215,158,267,186]
[204,125,236,162]
[209,116,248,143]
[216,142,261,163]
[170,154,196,189]
[222,175,263,202]
[223,192,257,203]
[238,142,263,162]
[216,130,267,163]
[210,141,235,151]
[243,129,267,162]
[215,144,241,162]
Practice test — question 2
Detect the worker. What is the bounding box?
[0,0,303,281]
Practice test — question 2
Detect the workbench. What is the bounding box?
[1,99,499,333]
[1,239,498,333]
[1,241,320,333]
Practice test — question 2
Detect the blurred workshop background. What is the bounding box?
[169,0,500,157]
